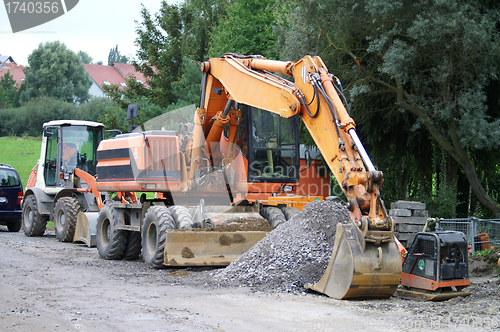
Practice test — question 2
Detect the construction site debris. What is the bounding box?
[213,201,350,293]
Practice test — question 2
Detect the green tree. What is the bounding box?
[21,41,92,104]
[208,0,279,58]
[181,0,227,62]
[0,71,20,108]
[133,2,184,107]
[77,51,93,64]
[107,45,128,66]
[279,0,500,215]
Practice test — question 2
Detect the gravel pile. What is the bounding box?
[213,200,351,293]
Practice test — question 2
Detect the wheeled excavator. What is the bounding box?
[84,53,402,300]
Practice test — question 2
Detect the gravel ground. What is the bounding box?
[213,201,348,293]
[1,203,499,331]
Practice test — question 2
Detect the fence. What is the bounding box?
[438,217,500,254]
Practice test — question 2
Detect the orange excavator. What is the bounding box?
[78,53,401,300]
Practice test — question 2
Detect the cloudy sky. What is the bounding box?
[1,0,178,66]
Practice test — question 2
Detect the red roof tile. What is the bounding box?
[113,63,148,87]
[0,67,25,86]
[85,64,129,90]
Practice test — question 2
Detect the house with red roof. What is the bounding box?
[0,55,25,87]
[85,63,147,98]
[0,55,19,68]
[0,67,25,86]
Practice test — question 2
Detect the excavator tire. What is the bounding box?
[281,207,299,221]
[142,206,175,269]
[123,231,142,261]
[22,195,47,237]
[261,206,286,228]
[170,206,194,229]
[96,204,127,260]
[54,197,81,242]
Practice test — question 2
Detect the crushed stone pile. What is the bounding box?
[212,200,351,293]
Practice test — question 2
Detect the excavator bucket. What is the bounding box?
[308,222,402,299]
[164,231,268,266]
[73,212,99,247]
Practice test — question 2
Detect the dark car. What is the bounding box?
[0,163,23,232]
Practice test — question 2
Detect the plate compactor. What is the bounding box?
[398,231,471,301]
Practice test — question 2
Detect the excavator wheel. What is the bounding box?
[142,206,175,269]
[54,197,81,242]
[22,195,48,237]
[122,231,142,261]
[260,206,286,228]
[96,204,127,260]
[280,207,299,221]
[170,206,194,229]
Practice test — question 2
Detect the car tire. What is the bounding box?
[7,219,22,232]
[22,195,47,237]
[54,197,81,242]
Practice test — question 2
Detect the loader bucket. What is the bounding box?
[308,222,402,299]
[164,231,268,266]
[73,212,99,247]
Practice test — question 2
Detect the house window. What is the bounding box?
[136,80,143,84]
[103,81,110,85]
[120,82,127,87]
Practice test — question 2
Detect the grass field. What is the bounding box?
[0,136,41,188]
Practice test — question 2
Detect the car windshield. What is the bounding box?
[0,169,20,187]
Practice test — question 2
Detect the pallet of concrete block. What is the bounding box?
[390,200,428,249]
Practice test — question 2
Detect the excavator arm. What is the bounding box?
[196,53,402,299]
[201,54,392,235]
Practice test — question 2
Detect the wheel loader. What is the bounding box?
[22,120,105,244]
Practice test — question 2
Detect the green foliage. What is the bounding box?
[0,71,20,108]
[181,0,227,62]
[21,41,92,104]
[276,0,500,215]
[107,45,128,66]
[170,57,202,108]
[0,96,120,137]
[473,248,492,258]
[133,2,184,107]
[423,182,458,219]
[77,51,93,64]
[208,0,279,58]
[0,136,41,187]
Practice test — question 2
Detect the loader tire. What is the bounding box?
[54,197,81,242]
[22,195,48,237]
[170,205,194,229]
[142,206,175,269]
[261,206,286,228]
[96,204,127,260]
[123,231,142,261]
[281,207,299,221]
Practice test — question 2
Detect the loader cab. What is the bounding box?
[236,105,300,183]
[42,121,104,188]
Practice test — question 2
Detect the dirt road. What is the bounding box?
[0,226,498,332]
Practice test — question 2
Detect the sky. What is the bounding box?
[1,0,178,66]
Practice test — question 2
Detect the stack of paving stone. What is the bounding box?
[390,200,428,249]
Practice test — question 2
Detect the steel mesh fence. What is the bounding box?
[439,217,500,254]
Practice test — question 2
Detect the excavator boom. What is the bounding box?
[198,54,401,299]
